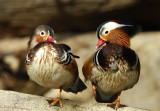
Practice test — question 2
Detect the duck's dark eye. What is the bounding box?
[40,31,45,36]
[105,31,108,34]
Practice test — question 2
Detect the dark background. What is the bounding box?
[0,0,160,38]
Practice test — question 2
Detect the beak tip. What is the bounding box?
[54,40,57,43]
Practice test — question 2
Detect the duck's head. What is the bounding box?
[96,20,140,49]
[28,25,57,50]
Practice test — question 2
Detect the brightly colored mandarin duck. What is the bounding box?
[25,25,87,107]
[82,20,141,109]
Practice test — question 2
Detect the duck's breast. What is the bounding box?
[26,42,76,88]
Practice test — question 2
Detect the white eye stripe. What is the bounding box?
[101,22,132,34]
[103,22,124,30]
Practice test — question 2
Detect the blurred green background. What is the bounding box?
[0,0,160,111]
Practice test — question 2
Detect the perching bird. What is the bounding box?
[25,25,87,107]
[82,20,141,109]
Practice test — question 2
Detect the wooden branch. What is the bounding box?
[0,90,149,111]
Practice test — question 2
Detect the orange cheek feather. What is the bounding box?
[36,35,44,43]
[109,29,130,47]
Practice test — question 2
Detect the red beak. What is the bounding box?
[47,36,57,43]
[96,38,105,49]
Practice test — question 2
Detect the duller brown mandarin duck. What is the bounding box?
[25,25,87,107]
[82,20,141,109]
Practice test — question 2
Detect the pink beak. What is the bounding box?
[96,38,105,49]
[47,36,57,43]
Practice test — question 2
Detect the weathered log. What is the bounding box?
[0,90,149,111]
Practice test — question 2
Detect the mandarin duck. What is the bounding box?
[82,20,141,109]
[25,25,87,107]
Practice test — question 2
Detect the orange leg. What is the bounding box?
[47,88,63,107]
[107,92,128,110]
[92,83,97,97]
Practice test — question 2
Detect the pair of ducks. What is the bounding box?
[25,20,141,110]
